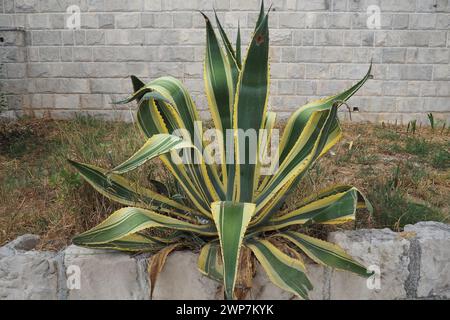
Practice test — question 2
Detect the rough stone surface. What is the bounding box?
[63,245,147,300]
[404,222,450,298]
[4,234,40,251]
[0,222,449,299]
[328,228,410,300]
[151,251,221,300]
[0,1,448,123]
[0,249,59,299]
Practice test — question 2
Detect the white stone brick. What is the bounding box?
[423,97,450,112]
[39,47,60,62]
[144,0,162,11]
[29,78,90,94]
[73,47,93,61]
[382,48,406,63]
[281,47,296,62]
[54,94,80,109]
[407,48,449,64]
[103,0,143,12]
[157,46,195,62]
[173,12,193,28]
[409,14,437,29]
[85,30,105,45]
[164,0,202,11]
[428,31,447,47]
[305,63,340,79]
[230,0,259,11]
[295,80,316,95]
[344,30,361,46]
[278,12,305,29]
[39,0,88,13]
[98,14,115,29]
[49,14,65,29]
[15,0,39,13]
[32,30,61,46]
[322,47,353,63]
[382,81,409,96]
[5,63,27,79]
[304,12,328,29]
[417,0,444,12]
[297,0,331,11]
[90,78,129,94]
[93,47,115,62]
[296,47,323,63]
[392,14,409,29]
[433,65,450,80]
[435,14,449,29]
[380,0,415,12]
[115,13,140,29]
[141,13,155,28]
[80,14,99,29]
[314,30,343,46]
[327,13,352,29]
[27,14,49,29]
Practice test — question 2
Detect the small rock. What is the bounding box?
[404,222,450,298]
[5,234,40,251]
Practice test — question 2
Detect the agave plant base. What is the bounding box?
[69,2,375,300]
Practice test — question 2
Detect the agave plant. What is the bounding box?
[69,3,374,300]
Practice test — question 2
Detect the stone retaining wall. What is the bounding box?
[1,221,449,300]
[0,0,449,123]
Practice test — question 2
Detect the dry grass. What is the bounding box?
[0,116,449,250]
[286,121,449,238]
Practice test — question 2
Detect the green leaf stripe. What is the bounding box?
[73,207,217,245]
[68,160,197,217]
[211,201,255,299]
[260,186,361,231]
[246,238,313,300]
[198,242,224,282]
[278,232,370,277]
[112,134,193,174]
[233,10,270,203]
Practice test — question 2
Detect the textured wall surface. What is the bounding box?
[0,0,449,123]
[1,222,449,300]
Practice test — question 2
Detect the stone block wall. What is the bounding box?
[1,222,449,300]
[0,0,449,123]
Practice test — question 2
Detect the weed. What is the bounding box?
[368,165,447,230]
[404,137,432,157]
[355,154,379,165]
[427,113,435,131]
[431,149,450,169]
[407,120,417,134]
[381,143,403,154]
[0,64,8,113]
[376,130,400,141]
